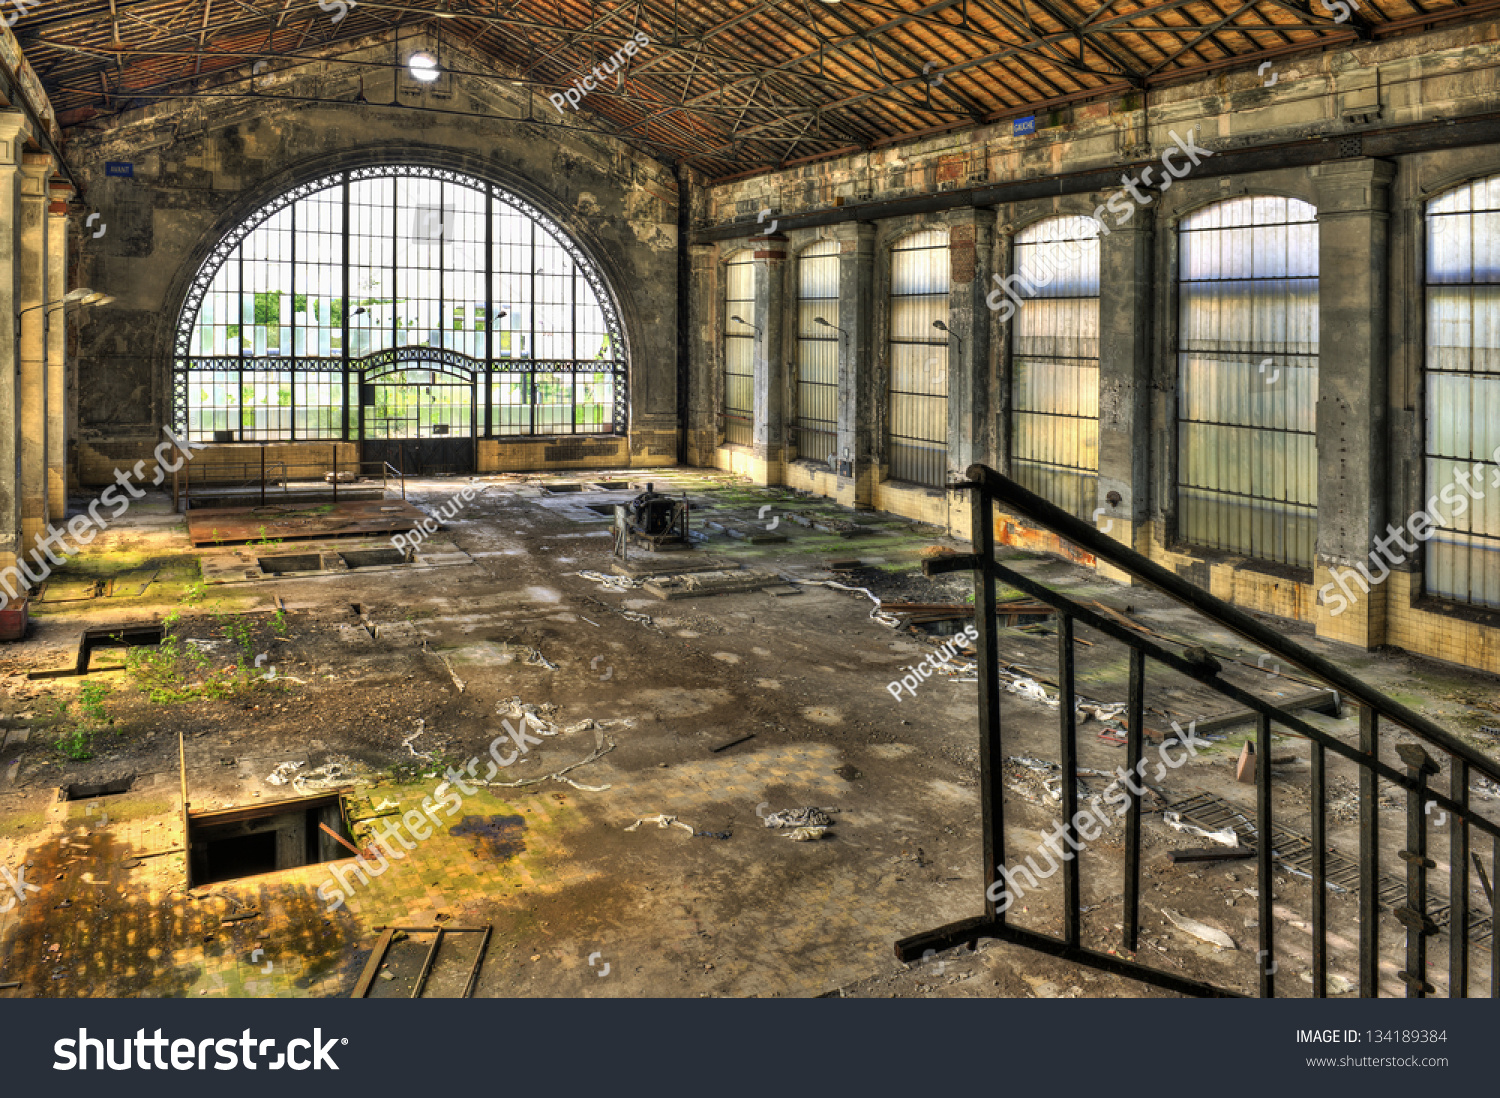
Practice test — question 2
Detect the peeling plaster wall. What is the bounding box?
[63,32,680,479]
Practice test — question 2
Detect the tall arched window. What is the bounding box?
[889,228,950,488]
[723,250,756,448]
[1177,196,1319,567]
[174,165,626,442]
[1010,215,1101,520]
[1426,176,1500,608]
[795,240,840,463]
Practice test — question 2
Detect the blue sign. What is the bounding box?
[105,162,133,178]
[1013,115,1036,136]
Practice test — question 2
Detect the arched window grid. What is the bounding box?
[173,165,627,441]
[794,240,841,464]
[722,250,756,448]
[1424,176,1500,608]
[1175,195,1320,568]
[1009,215,1102,521]
[888,228,950,489]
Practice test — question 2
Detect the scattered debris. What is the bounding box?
[401,720,433,759]
[265,761,304,786]
[621,610,654,626]
[473,730,617,792]
[710,733,755,753]
[1169,847,1256,865]
[1235,741,1256,784]
[1163,811,1239,847]
[625,814,694,834]
[789,579,902,628]
[763,807,834,829]
[576,570,641,592]
[784,826,829,842]
[292,760,354,793]
[1160,908,1237,950]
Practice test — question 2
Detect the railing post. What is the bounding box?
[333,446,339,503]
[1122,647,1145,954]
[972,488,1005,926]
[1057,613,1080,947]
[1360,707,1380,997]
[1256,712,1275,998]
[260,445,266,507]
[1450,759,1469,998]
[1311,740,1328,998]
[1396,742,1440,997]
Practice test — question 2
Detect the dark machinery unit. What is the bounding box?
[614,483,691,554]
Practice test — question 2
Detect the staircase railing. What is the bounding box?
[896,464,1500,998]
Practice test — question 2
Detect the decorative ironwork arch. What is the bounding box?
[172,163,627,441]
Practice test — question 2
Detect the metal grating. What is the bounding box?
[1169,791,1493,948]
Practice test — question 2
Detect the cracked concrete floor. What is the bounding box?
[1,467,1496,998]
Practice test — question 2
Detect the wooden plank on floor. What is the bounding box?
[351,927,396,998]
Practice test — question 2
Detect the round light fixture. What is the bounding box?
[408,52,441,83]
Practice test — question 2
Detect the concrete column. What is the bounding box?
[685,243,718,467]
[748,236,788,485]
[0,114,27,576]
[835,221,876,507]
[991,214,1013,476]
[46,179,71,523]
[1095,210,1156,581]
[1311,159,1396,649]
[945,210,993,478]
[17,153,49,553]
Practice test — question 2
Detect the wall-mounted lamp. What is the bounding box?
[933,318,962,352]
[17,287,113,346]
[730,314,762,337]
[813,316,846,336]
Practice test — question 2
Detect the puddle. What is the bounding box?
[448,815,527,860]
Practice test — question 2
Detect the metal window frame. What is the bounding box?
[173,164,628,441]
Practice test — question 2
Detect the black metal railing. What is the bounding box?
[896,463,1500,998]
[179,451,406,511]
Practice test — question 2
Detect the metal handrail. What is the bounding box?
[960,463,1500,791]
[896,464,1500,999]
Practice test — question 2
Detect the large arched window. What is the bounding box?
[1426,176,1500,608]
[722,250,756,448]
[888,228,950,488]
[173,165,626,442]
[1177,196,1319,567]
[1010,215,1101,520]
[794,240,840,463]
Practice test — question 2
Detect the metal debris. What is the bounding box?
[625,814,695,834]
[763,807,834,829]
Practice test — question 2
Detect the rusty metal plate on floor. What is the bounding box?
[186,500,431,547]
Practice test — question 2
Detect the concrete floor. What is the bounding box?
[1,468,1496,999]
